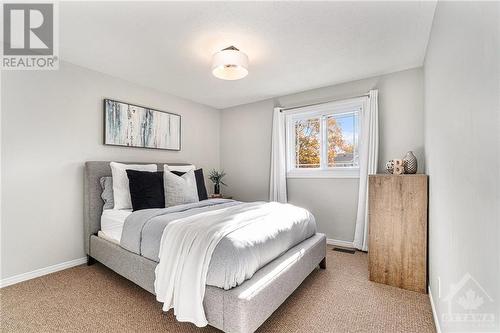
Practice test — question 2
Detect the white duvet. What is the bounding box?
[154,201,316,327]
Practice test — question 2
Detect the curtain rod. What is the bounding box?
[280,93,370,112]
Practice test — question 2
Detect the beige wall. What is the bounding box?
[424,2,500,331]
[220,99,274,202]
[1,61,220,279]
[220,67,424,242]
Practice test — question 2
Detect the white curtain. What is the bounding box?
[353,90,379,251]
[269,107,287,203]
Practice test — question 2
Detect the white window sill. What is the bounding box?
[287,169,360,179]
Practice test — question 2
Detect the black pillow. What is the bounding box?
[171,169,208,201]
[126,170,165,211]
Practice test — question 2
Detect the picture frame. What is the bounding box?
[103,99,181,151]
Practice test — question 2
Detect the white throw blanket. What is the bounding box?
[154,201,314,327]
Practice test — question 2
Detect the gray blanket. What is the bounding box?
[121,199,317,289]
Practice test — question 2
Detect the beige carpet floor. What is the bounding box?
[1,247,436,333]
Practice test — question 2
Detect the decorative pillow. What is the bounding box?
[163,167,199,207]
[126,170,165,211]
[100,176,114,209]
[171,169,208,201]
[110,162,157,210]
[164,164,195,173]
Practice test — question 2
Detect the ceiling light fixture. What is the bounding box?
[211,46,249,80]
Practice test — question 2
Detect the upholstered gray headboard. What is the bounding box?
[83,161,191,255]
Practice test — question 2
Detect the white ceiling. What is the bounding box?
[60,1,436,109]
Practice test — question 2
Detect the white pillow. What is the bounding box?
[164,164,196,173]
[163,166,199,207]
[110,162,157,210]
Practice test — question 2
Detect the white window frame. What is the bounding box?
[285,97,366,179]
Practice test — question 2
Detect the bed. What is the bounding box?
[84,161,327,333]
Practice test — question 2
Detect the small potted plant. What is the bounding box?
[208,169,227,197]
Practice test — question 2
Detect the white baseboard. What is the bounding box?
[327,238,355,248]
[428,286,442,333]
[0,257,87,288]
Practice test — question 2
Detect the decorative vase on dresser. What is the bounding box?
[368,174,428,293]
[403,151,418,174]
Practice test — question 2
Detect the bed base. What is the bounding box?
[89,233,326,333]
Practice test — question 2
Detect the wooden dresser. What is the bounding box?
[368,174,428,293]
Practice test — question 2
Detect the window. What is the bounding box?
[285,98,365,178]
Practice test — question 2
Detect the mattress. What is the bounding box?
[98,209,131,245]
[98,200,317,291]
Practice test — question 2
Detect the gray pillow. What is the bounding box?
[100,176,114,209]
[163,168,199,207]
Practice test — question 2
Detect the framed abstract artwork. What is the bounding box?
[104,99,181,151]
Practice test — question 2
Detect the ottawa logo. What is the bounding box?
[441,273,497,331]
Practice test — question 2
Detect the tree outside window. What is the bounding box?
[294,114,357,169]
